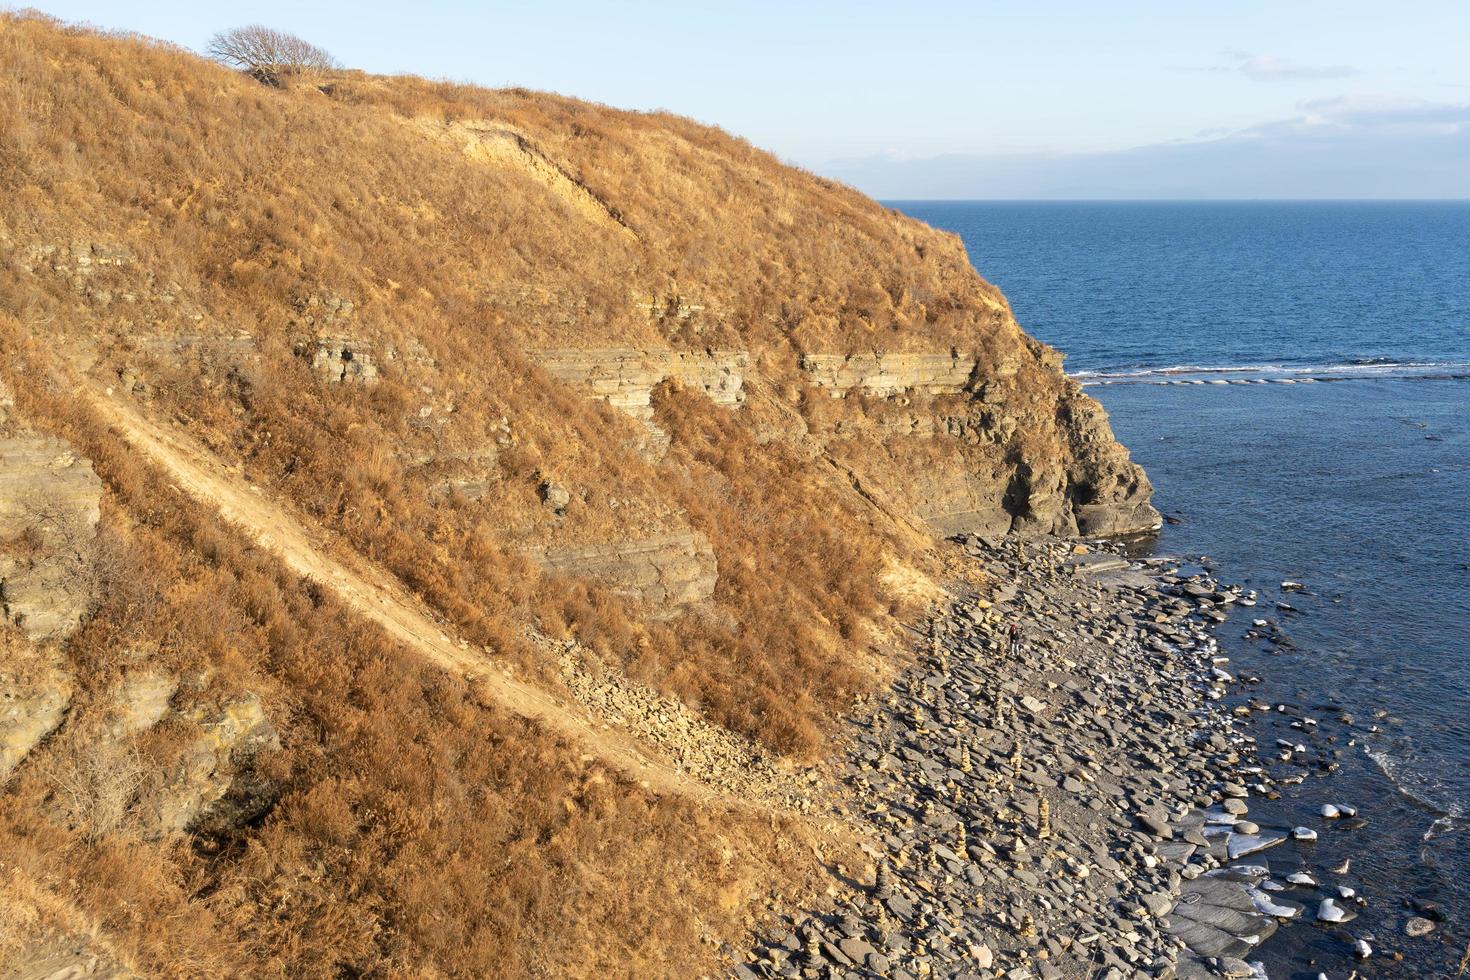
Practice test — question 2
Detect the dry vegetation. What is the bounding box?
[0,338,824,977]
[206,25,338,84]
[0,10,968,754]
[0,11,1104,975]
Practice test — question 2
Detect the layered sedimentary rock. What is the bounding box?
[802,343,1158,539]
[308,336,379,385]
[534,348,747,420]
[529,531,718,607]
[1060,395,1162,536]
[800,351,977,397]
[17,240,132,277]
[530,342,1156,539]
[129,332,259,369]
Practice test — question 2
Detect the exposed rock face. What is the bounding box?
[538,479,571,515]
[532,344,1157,539]
[893,460,1016,540]
[29,665,279,840]
[17,241,134,308]
[0,639,74,781]
[105,672,177,738]
[18,240,132,277]
[141,694,281,837]
[534,348,747,420]
[130,333,259,362]
[308,336,378,385]
[802,346,1159,539]
[0,423,104,643]
[1058,388,1160,536]
[530,532,718,607]
[800,351,977,397]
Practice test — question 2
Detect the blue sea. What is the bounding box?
[893,201,1470,977]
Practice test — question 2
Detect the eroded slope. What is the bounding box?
[0,12,1157,977]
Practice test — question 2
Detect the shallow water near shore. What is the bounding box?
[897,201,1470,976]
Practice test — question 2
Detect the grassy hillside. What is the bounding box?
[0,12,1156,977]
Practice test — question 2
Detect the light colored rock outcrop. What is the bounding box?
[140,694,280,837]
[799,346,1159,539]
[1059,388,1161,536]
[308,336,378,385]
[129,332,259,364]
[18,241,132,276]
[534,348,747,420]
[0,640,73,781]
[105,672,177,739]
[800,351,978,397]
[0,432,103,643]
[530,531,718,607]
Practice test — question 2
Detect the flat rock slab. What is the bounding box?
[1066,553,1132,575]
[1168,870,1279,960]
[1226,830,1289,860]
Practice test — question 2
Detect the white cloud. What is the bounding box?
[1228,95,1470,140]
[822,95,1470,199]
[1212,52,1358,82]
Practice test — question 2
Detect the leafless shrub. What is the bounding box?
[53,739,147,842]
[206,25,338,83]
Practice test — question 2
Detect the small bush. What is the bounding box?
[206,25,338,84]
[53,739,146,843]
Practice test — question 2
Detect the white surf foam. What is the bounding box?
[1073,359,1470,387]
[1366,746,1467,839]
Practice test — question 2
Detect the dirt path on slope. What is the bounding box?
[81,383,733,804]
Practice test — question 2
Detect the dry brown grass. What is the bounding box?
[0,10,976,755]
[0,335,825,978]
[0,11,1064,973]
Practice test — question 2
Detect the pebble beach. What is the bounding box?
[733,536,1408,979]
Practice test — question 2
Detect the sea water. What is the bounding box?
[893,201,1470,977]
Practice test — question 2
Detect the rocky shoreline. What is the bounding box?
[732,536,1383,980]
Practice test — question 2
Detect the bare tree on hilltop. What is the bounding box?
[207,25,338,84]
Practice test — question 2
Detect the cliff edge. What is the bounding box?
[0,13,1157,978]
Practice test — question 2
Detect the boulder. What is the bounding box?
[0,434,103,643]
[530,531,718,608]
[0,637,74,780]
[141,695,281,837]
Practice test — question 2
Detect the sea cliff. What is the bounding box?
[0,13,1165,977]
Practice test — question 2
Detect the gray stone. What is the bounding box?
[1405,916,1435,937]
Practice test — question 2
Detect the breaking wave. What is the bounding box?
[1366,746,1467,839]
[1071,359,1470,387]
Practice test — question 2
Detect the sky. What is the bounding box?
[17,0,1470,198]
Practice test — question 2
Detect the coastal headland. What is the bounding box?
[0,14,1400,980]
